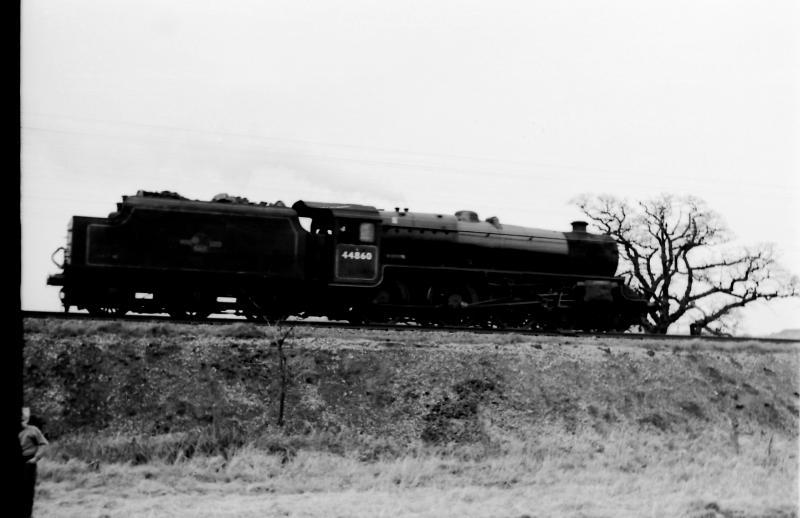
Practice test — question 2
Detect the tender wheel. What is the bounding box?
[240,294,288,323]
[245,312,288,324]
[168,309,210,321]
[87,305,128,317]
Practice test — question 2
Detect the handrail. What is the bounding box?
[50,247,65,268]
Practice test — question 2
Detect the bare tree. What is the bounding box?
[271,325,294,427]
[252,322,295,427]
[573,194,799,335]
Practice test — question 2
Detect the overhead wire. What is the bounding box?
[20,122,797,200]
[22,110,675,178]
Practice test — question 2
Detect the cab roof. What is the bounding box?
[292,201,380,220]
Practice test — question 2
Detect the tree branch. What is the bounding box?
[572,193,799,334]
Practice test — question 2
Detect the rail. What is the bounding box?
[19,310,800,344]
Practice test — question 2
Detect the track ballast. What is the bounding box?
[20,310,799,344]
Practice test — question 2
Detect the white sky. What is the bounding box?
[21,0,800,335]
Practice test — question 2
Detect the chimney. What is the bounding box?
[571,220,588,233]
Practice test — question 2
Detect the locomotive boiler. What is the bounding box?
[47,191,648,330]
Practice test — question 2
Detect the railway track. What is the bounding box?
[20,310,799,344]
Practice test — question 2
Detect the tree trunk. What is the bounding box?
[651,322,670,334]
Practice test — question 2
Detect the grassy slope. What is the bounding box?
[23,319,800,517]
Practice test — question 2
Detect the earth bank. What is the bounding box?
[23,319,799,453]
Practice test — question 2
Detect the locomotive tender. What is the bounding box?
[47,190,648,330]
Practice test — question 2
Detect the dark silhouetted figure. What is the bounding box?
[19,407,47,518]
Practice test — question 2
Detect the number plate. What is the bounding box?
[335,244,379,281]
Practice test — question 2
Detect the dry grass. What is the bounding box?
[35,428,797,518]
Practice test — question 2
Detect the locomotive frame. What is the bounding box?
[47,191,648,331]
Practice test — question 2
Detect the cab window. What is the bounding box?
[359,222,375,243]
[336,221,376,244]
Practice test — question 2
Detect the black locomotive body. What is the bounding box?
[47,191,647,330]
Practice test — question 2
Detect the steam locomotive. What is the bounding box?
[47,190,648,330]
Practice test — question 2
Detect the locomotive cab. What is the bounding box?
[292,201,382,287]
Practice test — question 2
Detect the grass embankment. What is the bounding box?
[23,319,800,517]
